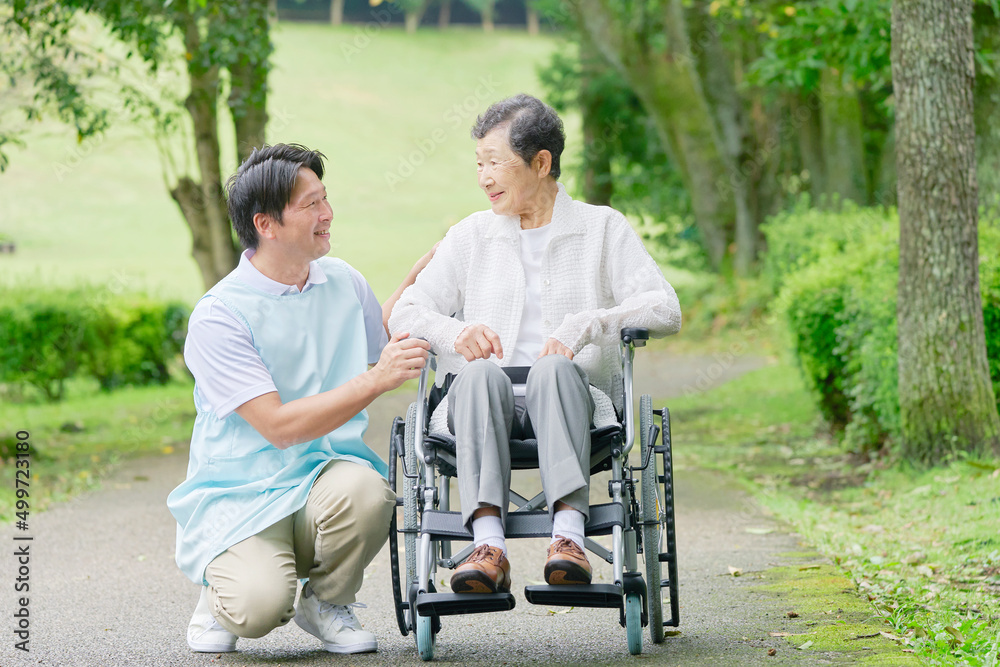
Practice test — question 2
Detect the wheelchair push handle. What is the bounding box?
[620,328,649,347]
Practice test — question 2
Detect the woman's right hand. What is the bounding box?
[454,324,504,361]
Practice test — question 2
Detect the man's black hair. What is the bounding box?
[226,143,327,249]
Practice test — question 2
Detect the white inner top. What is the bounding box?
[510,224,552,372]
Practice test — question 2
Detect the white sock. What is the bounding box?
[471,514,506,555]
[551,508,586,551]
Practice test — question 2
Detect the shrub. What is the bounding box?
[0,291,96,401]
[0,287,189,401]
[981,221,1000,401]
[761,195,893,293]
[774,210,999,453]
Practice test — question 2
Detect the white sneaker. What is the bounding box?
[294,585,377,654]
[187,587,237,653]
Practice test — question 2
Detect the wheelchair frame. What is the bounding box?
[387,328,679,660]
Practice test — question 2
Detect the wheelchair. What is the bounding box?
[387,328,679,660]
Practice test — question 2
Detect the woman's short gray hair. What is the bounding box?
[471,94,565,179]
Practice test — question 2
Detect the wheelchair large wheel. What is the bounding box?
[403,402,420,610]
[639,395,665,643]
[625,592,643,655]
[388,417,409,637]
[660,407,681,628]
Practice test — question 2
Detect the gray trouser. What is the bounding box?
[447,355,596,529]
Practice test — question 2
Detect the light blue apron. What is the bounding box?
[167,257,386,585]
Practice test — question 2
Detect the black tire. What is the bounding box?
[404,402,419,626]
[388,417,409,636]
[660,407,680,628]
[639,394,665,643]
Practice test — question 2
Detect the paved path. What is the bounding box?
[0,351,856,665]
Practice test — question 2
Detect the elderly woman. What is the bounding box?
[389,94,680,595]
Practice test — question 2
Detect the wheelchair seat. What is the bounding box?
[424,424,624,478]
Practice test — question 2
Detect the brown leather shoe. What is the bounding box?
[544,537,592,585]
[450,545,512,594]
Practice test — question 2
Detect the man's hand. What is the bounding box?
[370,332,431,391]
[455,324,504,361]
[539,337,574,360]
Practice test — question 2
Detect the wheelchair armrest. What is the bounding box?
[620,328,649,347]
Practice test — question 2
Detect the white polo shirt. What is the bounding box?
[184,250,388,419]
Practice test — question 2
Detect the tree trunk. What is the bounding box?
[268,0,277,24]
[686,0,756,273]
[792,92,826,202]
[579,31,613,206]
[875,125,897,206]
[572,0,736,272]
[405,1,430,34]
[438,0,451,29]
[481,0,495,32]
[820,68,867,205]
[893,0,1000,463]
[179,10,239,289]
[330,0,344,26]
[228,0,270,164]
[170,176,224,290]
[527,6,540,35]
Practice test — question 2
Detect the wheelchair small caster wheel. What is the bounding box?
[416,613,436,660]
[625,591,643,655]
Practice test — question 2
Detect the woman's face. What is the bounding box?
[476,126,543,217]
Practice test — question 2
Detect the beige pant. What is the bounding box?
[203,460,396,638]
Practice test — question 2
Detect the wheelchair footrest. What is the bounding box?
[523,584,623,609]
[420,503,625,540]
[415,591,516,617]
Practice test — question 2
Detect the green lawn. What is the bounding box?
[665,361,1000,664]
[0,24,573,302]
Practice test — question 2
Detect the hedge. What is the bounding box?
[0,288,188,401]
[770,208,1000,453]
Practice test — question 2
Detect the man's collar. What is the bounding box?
[237,249,328,295]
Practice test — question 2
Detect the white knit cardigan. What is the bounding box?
[388,183,682,430]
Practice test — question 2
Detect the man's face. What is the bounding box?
[271,167,332,262]
[476,126,542,217]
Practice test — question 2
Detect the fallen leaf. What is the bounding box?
[797,640,813,650]
[944,626,964,644]
[728,566,743,577]
[745,527,774,535]
[767,648,777,656]
[880,631,902,641]
[786,611,799,618]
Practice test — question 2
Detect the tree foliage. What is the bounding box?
[1,0,273,289]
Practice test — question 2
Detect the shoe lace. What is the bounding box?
[550,536,582,556]
[317,601,367,630]
[466,544,498,563]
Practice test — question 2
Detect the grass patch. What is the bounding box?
[664,359,1000,665]
[0,377,195,521]
[0,25,569,303]
[756,561,923,664]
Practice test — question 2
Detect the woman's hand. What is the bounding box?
[538,337,574,360]
[455,324,504,361]
[370,332,431,391]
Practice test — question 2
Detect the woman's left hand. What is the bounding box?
[538,337,574,360]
